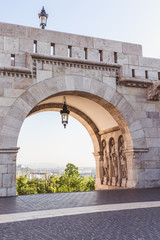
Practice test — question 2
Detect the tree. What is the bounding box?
[57,163,82,192]
[64,163,80,177]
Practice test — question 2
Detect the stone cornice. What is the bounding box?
[31,53,121,78]
[0,147,20,154]
[119,77,153,88]
[31,53,122,68]
[0,66,32,78]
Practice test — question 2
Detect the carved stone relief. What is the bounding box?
[118,135,127,187]
[148,82,160,101]
[109,137,118,186]
[102,135,127,187]
[102,139,109,185]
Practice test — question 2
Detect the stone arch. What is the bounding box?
[0,75,146,150]
[0,75,147,195]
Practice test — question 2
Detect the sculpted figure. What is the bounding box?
[109,138,118,182]
[118,135,127,179]
[102,139,109,180]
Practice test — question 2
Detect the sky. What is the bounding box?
[17,112,94,169]
[1,0,160,169]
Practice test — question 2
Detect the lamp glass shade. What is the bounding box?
[40,16,47,25]
[61,113,68,125]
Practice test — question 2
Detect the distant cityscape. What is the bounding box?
[16,164,96,179]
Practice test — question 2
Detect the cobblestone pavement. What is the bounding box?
[0,188,160,239]
[0,207,160,240]
[0,188,160,214]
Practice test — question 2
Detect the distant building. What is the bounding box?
[27,173,48,180]
[17,164,26,169]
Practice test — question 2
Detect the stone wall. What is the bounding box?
[0,21,160,83]
[0,22,160,196]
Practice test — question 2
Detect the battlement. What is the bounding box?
[0,21,142,56]
[0,22,160,86]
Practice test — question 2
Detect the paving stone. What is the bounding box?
[0,207,160,240]
[0,188,160,215]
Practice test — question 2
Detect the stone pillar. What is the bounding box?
[0,148,19,197]
[125,148,149,188]
[125,149,138,188]
[93,151,103,190]
[125,150,137,188]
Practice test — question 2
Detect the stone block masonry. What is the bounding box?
[0,22,160,196]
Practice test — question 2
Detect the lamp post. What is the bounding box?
[60,97,70,128]
[38,6,48,29]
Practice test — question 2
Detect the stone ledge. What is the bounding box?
[31,53,121,69]
[119,77,152,88]
[0,66,31,74]
[0,66,32,79]
[125,148,149,153]
[0,148,20,154]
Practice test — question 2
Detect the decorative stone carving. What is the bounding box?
[109,138,118,186]
[102,135,128,188]
[102,139,109,185]
[148,82,160,101]
[118,135,127,187]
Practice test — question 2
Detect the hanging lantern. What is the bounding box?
[60,97,70,128]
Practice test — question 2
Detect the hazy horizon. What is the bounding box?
[17,162,96,170]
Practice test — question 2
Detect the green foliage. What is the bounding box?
[16,163,95,195]
[64,163,80,177]
[16,175,38,195]
[81,176,95,191]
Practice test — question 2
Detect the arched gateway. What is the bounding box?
[0,22,160,196]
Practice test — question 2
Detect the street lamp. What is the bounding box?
[60,97,70,129]
[38,6,48,29]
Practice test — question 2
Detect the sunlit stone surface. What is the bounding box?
[0,22,160,196]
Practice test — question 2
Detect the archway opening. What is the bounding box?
[17,111,95,171]
[16,90,133,192]
[16,110,96,195]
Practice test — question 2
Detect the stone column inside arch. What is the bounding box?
[0,148,19,197]
[93,151,103,190]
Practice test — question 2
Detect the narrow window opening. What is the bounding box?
[114,52,117,63]
[33,40,37,53]
[11,54,15,66]
[68,46,72,57]
[132,69,135,77]
[84,48,88,60]
[145,70,148,79]
[99,50,103,61]
[158,72,160,80]
[51,43,55,55]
